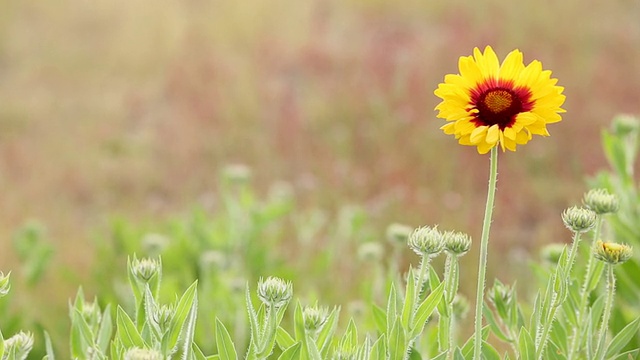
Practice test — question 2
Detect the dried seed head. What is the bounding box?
[257,276,293,308]
[408,226,444,257]
[562,206,597,233]
[124,347,163,360]
[593,240,633,265]
[443,230,472,256]
[583,189,619,215]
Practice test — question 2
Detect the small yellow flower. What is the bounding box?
[435,46,566,154]
[593,240,633,265]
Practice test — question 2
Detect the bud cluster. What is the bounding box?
[130,257,162,283]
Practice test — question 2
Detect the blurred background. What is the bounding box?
[1,0,640,354]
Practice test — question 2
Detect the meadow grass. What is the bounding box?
[2,0,640,359]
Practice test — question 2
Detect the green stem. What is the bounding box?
[439,255,458,356]
[594,264,615,360]
[568,216,604,360]
[473,147,499,360]
[536,231,582,359]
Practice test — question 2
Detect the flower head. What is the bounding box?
[593,240,633,265]
[124,347,163,360]
[302,305,329,333]
[435,46,565,154]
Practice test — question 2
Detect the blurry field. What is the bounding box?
[1,0,640,343]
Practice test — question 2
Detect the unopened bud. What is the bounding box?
[303,305,329,333]
[583,189,619,215]
[357,242,384,262]
[257,276,293,308]
[443,231,472,256]
[562,206,597,233]
[386,223,413,245]
[540,243,566,264]
[4,331,34,360]
[408,226,444,257]
[130,257,161,283]
[593,240,633,265]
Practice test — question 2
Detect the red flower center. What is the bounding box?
[469,79,534,129]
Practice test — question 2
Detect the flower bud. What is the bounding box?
[386,223,413,245]
[611,114,640,137]
[408,226,444,257]
[4,331,34,360]
[540,243,566,264]
[452,295,470,320]
[130,257,161,283]
[152,304,175,332]
[257,276,293,308]
[443,230,472,256]
[124,347,163,360]
[302,305,329,332]
[583,189,619,215]
[0,271,11,297]
[222,164,252,184]
[357,242,384,262]
[593,240,633,265]
[562,206,597,233]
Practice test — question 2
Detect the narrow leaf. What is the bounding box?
[215,318,238,360]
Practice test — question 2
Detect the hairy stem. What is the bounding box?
[473,147,499,360]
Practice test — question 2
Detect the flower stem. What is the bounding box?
[594,264,615,360]
[567,216,604,360]
[473,146,499,360]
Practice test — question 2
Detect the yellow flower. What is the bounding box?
[435,46,566,154]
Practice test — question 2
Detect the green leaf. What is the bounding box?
[518,328,535,360]
[276,327,295,351]
[402,266,417,331]
[610,349,639,360]
[43,331,55,360]
[481,340,501,360]
[116,306,146,349]
[386,283,398,336]
[372,305,387,334]
[193,343,208,360]
[452,347,465,360]
[388,317,407,360]
[96,304,113,353]
[431,351,449,360]
[605,317,640,358]
[407,348,422,360]
[369,335,386,360]
[316,307,340,358]
[483,306,512,343]
[215,318,238,360]
[163,281,198,354]
[277,342,302,360]
[410,282,445,338]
